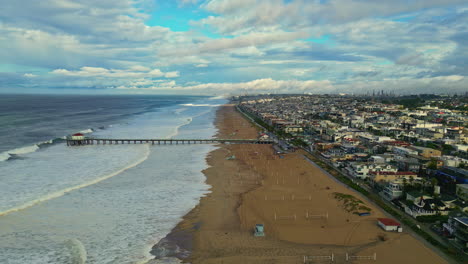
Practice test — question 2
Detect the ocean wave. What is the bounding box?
[79,128,94,134]
[0,152,11,162]
[180,104,221,107]
[208,95,227,100]
[0,138,65,162]
[0,126,95,162]
[167,109,214,139]
[65,239,87,264]
[166,118,193,139]
[0,145,151,217]
[174,108,187,115]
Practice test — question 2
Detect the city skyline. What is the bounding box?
[0,0,467,95]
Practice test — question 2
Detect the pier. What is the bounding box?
[66,138,274,146]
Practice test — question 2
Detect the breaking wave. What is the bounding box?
[66,239,87,264]
[79,128,94,134]
[0,145,150,216]
[0,138,64,162]
[0,152,11,162]
[0,127,97,162]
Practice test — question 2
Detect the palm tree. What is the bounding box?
[431,177,439,195]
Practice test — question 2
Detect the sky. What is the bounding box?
[0,0,467,95]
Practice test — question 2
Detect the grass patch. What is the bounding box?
[333,192,370,214]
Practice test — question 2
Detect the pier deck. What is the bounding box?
[66,138,274,146]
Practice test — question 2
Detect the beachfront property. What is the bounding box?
[443,217,468,253]
[377,218,402,232]
[402,195,451,218]
[238,93,467,255]
[346,162,398,180]
[380,182,404,201]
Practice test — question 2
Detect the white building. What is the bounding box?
[381,182,403,201]
[377,218,402,232]
[347,162,398,180]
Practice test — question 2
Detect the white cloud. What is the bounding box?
[179,78,334,93]
[158,30,309,57]
[198,0,468,34]
[23,73,37,78]
[51,66,178,79]
[164,71,180,78]
[1,0,467,95]
[129,65,151,72]
[148,69,164,77]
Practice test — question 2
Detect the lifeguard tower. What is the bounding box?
[254,224,265,237]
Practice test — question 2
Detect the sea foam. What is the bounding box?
[0,97,226,264]
[0,139,61,162]
[0,144,150,217]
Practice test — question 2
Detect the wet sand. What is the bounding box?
[152,104,449,264]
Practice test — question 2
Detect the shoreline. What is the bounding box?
[150,104,262,263]
[150,104,450,264]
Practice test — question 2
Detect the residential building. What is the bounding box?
[409,146,442,158]
[443,217,468,253]
[346,162,398,180]
[381,182,404,201]
[369,171,418,183]
[457,184,468,202]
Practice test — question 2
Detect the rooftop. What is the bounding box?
[454,217,468,227]
[369,171,417,176]
[378,218,401,226]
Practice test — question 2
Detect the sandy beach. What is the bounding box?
[153,104,449,264]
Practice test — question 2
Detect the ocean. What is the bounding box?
[0,94,225,263]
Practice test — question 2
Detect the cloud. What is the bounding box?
[198,0,468,34]
[158,30,309,57]
[108,74,467,95]
[175,78,334,93]
[395,53,426,66]
[0,0,467,95]
[164,71,180,78]
[51,66,178,79]
[23,73,37,78]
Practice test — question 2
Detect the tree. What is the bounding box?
[421,178,431,192]
[409,176,415,186]
[431,177,439,188]
[427,160,438,170]
[442,144,455,155]
[402,178,408,192]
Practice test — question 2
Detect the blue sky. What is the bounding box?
[0,0,467,95]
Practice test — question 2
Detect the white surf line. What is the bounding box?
[166,109,212,139]
[0,145,151,217]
